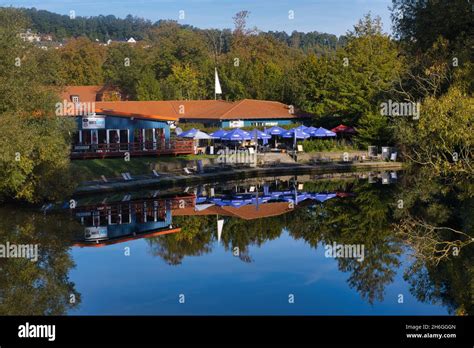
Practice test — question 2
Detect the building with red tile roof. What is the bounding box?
[59,85,311,128]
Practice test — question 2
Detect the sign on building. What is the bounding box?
[82,116,105,129]
[229,120,244,128]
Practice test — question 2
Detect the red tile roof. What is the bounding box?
[95,99,309,121]
[95,108,179,122]
[59,86,311,121]
[60,85,103,102]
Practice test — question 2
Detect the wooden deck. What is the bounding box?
[70,140,194,159]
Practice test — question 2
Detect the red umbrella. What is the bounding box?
[331,124,357,134]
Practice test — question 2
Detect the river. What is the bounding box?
[0,170,472,315]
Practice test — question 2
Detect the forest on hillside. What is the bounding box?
[19,7,346,51]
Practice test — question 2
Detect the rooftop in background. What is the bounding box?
[60,85,124,103]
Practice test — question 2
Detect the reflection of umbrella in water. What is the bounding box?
[281,192,311,204]
[312,193,338,202]
[194,203,215,211]
[251,196,270,205]
[211,196,253,208]
[195,196,208,204]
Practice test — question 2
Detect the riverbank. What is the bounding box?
[71,155,218,183]
[74,161,404,196]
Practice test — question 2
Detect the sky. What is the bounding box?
[1,0,394,36]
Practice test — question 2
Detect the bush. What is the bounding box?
[301,138,358,152]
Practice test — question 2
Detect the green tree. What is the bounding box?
[291,13,402,125]
[0,8,75,203]
[58,37,106,85]
[163,63,202,100]
[102,43,150,99]
[394,87,473,177]
[355,112,392,147]
[136,68,162,100]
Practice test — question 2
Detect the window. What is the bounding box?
[71,95,79,103]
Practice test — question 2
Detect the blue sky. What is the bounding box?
[2,0,393,36]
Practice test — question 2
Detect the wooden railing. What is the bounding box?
[71,140,194,159]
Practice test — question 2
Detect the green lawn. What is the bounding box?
[70,154,217,182]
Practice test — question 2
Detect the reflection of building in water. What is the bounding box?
[71,180,350,247]
[72,194,195,247]
[173,187,339,220]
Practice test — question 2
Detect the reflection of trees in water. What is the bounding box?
[219,216,286,263]
[146,215,214,265]
[0,207,82,315]
[144,172,472,313]
[393,168,474,315]
[291,182,402,304]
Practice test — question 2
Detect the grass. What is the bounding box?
[70,154,217,182]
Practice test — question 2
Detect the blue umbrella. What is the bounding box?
[282,128,310,139]
[306,126,318,135]
[210,129,228,138]
[312,127,337,138]
[221,128,251,141]
[249,129,271,140]
[265,126,286,136]
[178,128,198,137]
[294,125,308,132]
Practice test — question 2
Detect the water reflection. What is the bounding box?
[0,169,471,315]
[69,174,362,249]
[0,207,82,315]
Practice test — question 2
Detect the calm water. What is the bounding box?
[0,171,471,315]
